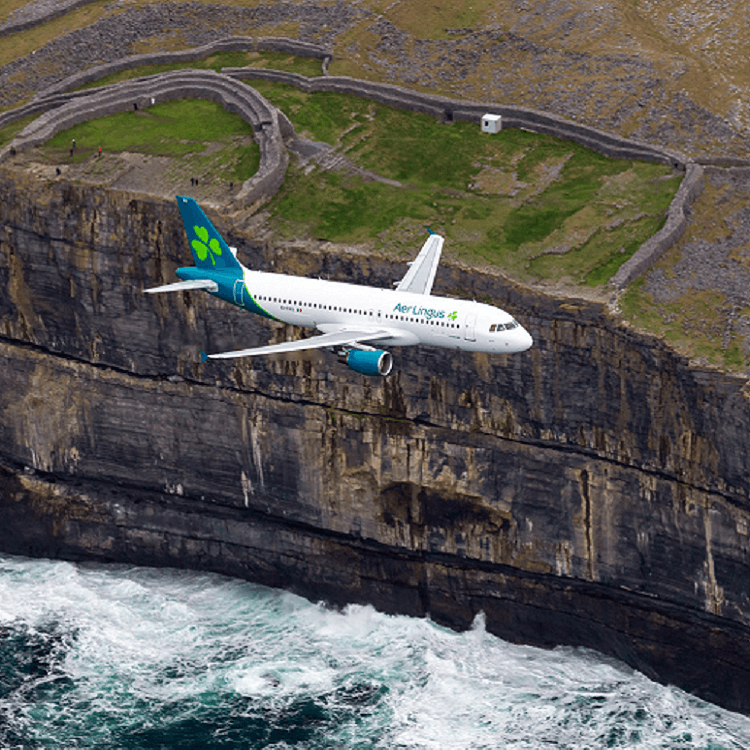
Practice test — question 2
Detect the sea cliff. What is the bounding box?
[2,168,750,712]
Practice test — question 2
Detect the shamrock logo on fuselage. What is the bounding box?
[448,311,458,321]
[192,225,222,265]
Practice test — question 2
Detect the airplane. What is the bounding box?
[145,196,533,376]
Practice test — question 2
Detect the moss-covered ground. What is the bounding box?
[621,280,750,373]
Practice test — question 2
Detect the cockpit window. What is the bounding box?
[491,320,519,331]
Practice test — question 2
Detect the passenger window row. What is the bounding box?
[255,295,373,315]
[254,296,459,328]
[385,314,457,328]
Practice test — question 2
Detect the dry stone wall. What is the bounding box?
[34,36,332,99]
[3,69,289,210]
[611,163,706,289]
[225,69,686,167]
[0,35,330,135]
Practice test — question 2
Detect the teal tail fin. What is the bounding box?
[176,196,241,271]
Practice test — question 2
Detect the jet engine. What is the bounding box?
[345,349,393,376]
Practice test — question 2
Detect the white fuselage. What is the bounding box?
[239,267,533,354]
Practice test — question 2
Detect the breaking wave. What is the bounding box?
[0,554,747,749]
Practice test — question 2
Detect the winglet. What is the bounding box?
[199,350,210,363]
[395,233,444,296]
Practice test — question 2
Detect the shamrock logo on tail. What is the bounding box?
[192,225,222,265]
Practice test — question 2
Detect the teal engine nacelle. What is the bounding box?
[346,349,393,376]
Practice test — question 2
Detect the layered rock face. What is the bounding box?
[2,168,750,712]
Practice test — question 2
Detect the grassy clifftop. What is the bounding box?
[2,0,750,374]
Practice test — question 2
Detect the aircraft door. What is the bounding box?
[464,314,476,341]
[233,278,245,306]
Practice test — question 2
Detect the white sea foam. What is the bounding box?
[0,554,748,749]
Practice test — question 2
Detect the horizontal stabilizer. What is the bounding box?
[203,329,392,361]
[144,279,218,294]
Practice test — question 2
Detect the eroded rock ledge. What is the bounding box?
[1,172,750,712]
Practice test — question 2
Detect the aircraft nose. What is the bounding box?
[518,326,533,352]
[495,322,534,353]
[504,326,532,353]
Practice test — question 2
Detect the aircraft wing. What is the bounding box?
[395,233,444,295]
[201,328,392,361]
[145,279,218,293]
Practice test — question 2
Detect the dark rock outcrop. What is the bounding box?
[2,170,750,713]
[0,0,96,38]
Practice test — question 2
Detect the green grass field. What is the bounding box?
[37,99,260,183]
[248,80,680,285]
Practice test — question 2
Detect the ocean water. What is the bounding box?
[0,555,748,749]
